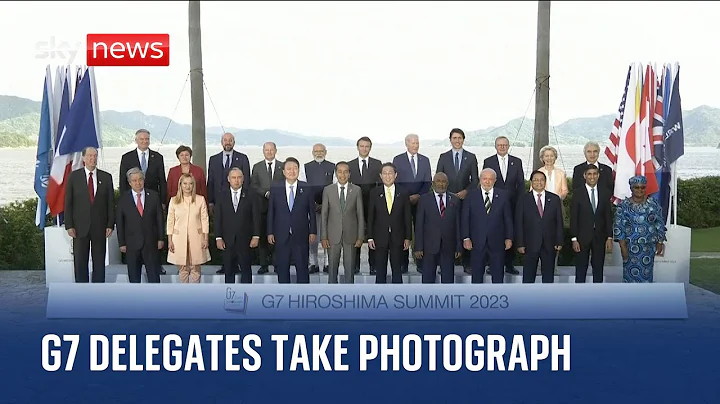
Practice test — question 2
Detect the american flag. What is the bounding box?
[604,65,633,172]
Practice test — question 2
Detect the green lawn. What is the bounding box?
[691,258,720,294]
[691,227,720,252]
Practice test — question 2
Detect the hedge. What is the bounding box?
[1,176,719,270]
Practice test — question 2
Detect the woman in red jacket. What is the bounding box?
[166,145,207,205]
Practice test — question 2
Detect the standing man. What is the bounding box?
[348,136,382,275]
[572,141,613,193]
[392,133,432,272]
[304,143,336,274]
[118,128,168,274]
[414,172,462,284]
[570,164,613,283]
[367,163,412,284]
[515,170,564,284]
[321,162,364,284]
[461,168,514,284]
[483,135,525,275]
[436,128,479,273]
[251,141,285,275]
[64,147,115,283]
[267,157,317,284]
[215,168,261,284]
[116,167,164,283]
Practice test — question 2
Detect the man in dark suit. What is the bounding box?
[207,132,252,209]
[267,157,317,284]
[119,129,167,206]
[250,141,285,275]
[392,133,432,272]
[572,141,614,193]
[348,136,382,274]
[461,168,514,284]
[482,135,525,275]
[118,129,168,275]
[116,167,164,283]
[515,170,564,284]
[64,146,115,283]
[367,163,412,284]
[436,128,479,272]
[304,143,336,274]
[215,168,262,284]
[414,172,462,284]
[570,164,613,283]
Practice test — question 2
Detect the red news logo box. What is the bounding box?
[86,34,170,67]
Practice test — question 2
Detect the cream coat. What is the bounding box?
[166,195,211,266]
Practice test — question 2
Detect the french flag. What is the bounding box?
[46,66,101,217]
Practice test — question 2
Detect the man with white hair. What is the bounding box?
[392,133,432,273]
[571,141,613,193]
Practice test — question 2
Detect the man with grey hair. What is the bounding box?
[392,133,432,273]
[461,167,514,283]
[251,141,284,275]
[304,143,336,274]
[116,167,165,283]
[572,141,613,192]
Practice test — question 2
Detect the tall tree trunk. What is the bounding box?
[189,1,206,173]
[532,1,551,171]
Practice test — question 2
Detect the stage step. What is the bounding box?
[96,264,621,284]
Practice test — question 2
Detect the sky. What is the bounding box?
[1,1,718,143]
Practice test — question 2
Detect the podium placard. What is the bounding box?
[44,225,120,285]
[46,283,688,320]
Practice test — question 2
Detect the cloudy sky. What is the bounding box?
[0,1,717,143]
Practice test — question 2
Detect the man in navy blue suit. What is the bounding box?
[267,157,317,284]
[461,168,514,283]
[206,132,252,209]
[482,136,525,275]
[392,133,432,272]
[414,172,462,284]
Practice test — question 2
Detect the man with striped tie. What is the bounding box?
[460,168,514,284]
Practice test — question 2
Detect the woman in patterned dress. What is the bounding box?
[613,175,667,283]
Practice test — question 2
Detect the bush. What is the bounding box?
[2,176,719,270]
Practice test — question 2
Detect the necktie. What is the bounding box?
[411,155,417,178]
[288,186,295,211]
[136,193,144,216]
[225,154,230,170]
[233,191,239,212]
[340,186,346,211]
[454,152,460,172]
[267,162,273,180]
[537,193,544,217]
[385,188,393,214]
[438,193,445,217]
[362,159,367,176]
[140,152,147,173]
[484,191,491,214]
[501,157,507,180]
[591,188,597,213]
[88,172,95,204]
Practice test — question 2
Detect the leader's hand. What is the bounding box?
[216,239,225,250]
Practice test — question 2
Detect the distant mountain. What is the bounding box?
[433,105,720,148]
[0,95,355,148]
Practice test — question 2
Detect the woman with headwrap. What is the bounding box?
[613,175,667,283]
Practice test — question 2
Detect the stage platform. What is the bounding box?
[99,264,620,284]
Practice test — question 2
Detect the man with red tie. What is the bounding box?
[116,167,165,283]
[64,146,115,283]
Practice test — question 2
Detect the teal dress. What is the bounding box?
[613,197,667,283]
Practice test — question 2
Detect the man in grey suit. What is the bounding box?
[250,141,285,274]
[321,161,365,284]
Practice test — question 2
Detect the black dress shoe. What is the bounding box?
[369,268,376,275]
[464,266,472,275]
[354,267,360,274]
[258,266,269,274]
[323,265,329,273]
[505,267,520,275]
[401,266,408,273]
[216,268,225,274]
[159,267,166,275]
[309,265,319,274]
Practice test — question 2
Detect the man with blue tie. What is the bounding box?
[267,157,317,284]
[436,128,479,273]
[392,133,432,273]
[461,168,514,283]
[414,172,462,284]
[482,136,525,276]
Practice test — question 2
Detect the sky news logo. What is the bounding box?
[86,34,170,67]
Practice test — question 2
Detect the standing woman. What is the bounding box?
[167,173,211,283]
[613,175,667,283]
[166,145,207,206]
